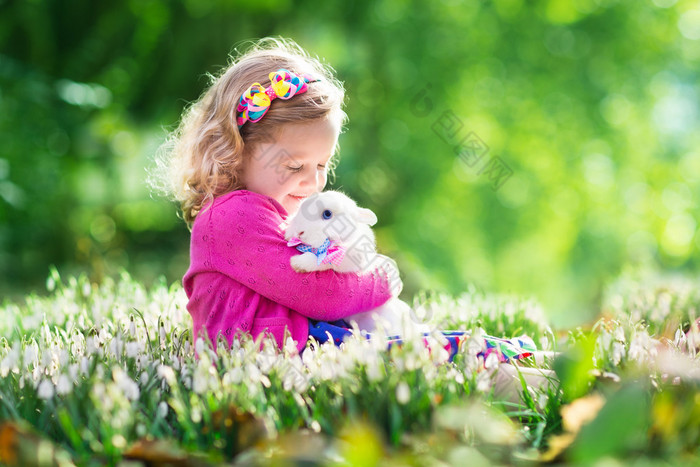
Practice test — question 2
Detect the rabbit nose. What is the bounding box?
[298,231,305,237]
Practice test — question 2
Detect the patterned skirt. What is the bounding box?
[307,319,536,363]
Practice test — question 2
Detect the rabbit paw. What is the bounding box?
[290,252,320,272]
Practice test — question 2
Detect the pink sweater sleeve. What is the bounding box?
[202,191,393,321]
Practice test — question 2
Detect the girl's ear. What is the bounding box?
[353,207,377,226]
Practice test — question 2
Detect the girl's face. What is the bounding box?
[241,118,340,216]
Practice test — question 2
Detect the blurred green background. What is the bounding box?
[2,0,699,327]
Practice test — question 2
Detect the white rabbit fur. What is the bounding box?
[284,191,428,336]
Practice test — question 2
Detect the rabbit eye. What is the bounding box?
[322,210,333,220]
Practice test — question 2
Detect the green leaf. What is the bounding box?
[570,383,651,462]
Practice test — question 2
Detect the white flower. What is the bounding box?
[673,329,687,348]
[281,359,309,393]
[484,352,500,371]
[68,363,78,381]
[284,337,298,356]
[86,337,98,355]
[23,343,38,367]
[366,358,383,382]
[613,326,626,343]
[476,371,492,393]
[56,374,72,395]
[192,375,207,394]
[58,349,69,367]
[157,401,168,418]
[396,381,410,405]
[223,366,243,385]
[157,365,176,385]
[195,337,205,356]
[611,342,626,366]
[113,367,140,401]
[37,379,54,399]
[126,342,139,358]
[109,337,124,358]
[41,347,53,368]
[256,345,278,374]
[80,356,90,376]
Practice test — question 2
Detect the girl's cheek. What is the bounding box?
[317,172,328,190]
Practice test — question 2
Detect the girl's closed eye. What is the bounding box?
[287,164,326,172]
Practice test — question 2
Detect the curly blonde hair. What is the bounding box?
[152,37,346,226]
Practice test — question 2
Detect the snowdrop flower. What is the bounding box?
[365,355,383,382]
[96,363,105,380]
[23,342,38,368]
[59,349,69,367]
[157,364,176,385]
[32,365,42,384]
[284,336,299,357]
[41,347,54,369]
[484,352,500,371]
[396,381,410,405]
[68,364,78,381]
[157,401,168,418]
[56,374,72,396]
[281,359,309,393]
[80,356,90,376]
[86,336,98,355]
[195,337,205,356]
[193,355,220,394]
[81,281,91,297]
[0,347,19,378]
[476,370,492,393]
[256,343,278,374]
[673,328,687,349]
[223,366,244,385]
[126,341,139,358]
[318,354,337,381]
[109,337,124,358]
[129,316,136,338]
[98,328,109,344]
[613,325,626,343]
[113,366,140,401]
[451,367,465,385]
[37,379,54,399]
[611,341,626,366]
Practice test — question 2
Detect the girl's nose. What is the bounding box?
[301,167,318,186]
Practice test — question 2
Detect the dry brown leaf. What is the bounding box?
[560,393,606,433]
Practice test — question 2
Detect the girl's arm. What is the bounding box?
[205,192,394,321]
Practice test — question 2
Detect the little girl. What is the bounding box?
[155,38,394,354]
[156,37,537,367]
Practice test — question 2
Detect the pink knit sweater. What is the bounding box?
[183,190,393,353]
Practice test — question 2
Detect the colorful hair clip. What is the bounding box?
[236,69,317,127]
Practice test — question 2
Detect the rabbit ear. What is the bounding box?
[353,207,377,226]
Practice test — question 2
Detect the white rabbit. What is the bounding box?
[284,191,428,336]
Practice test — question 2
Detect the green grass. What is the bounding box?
[0,269,699,466]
